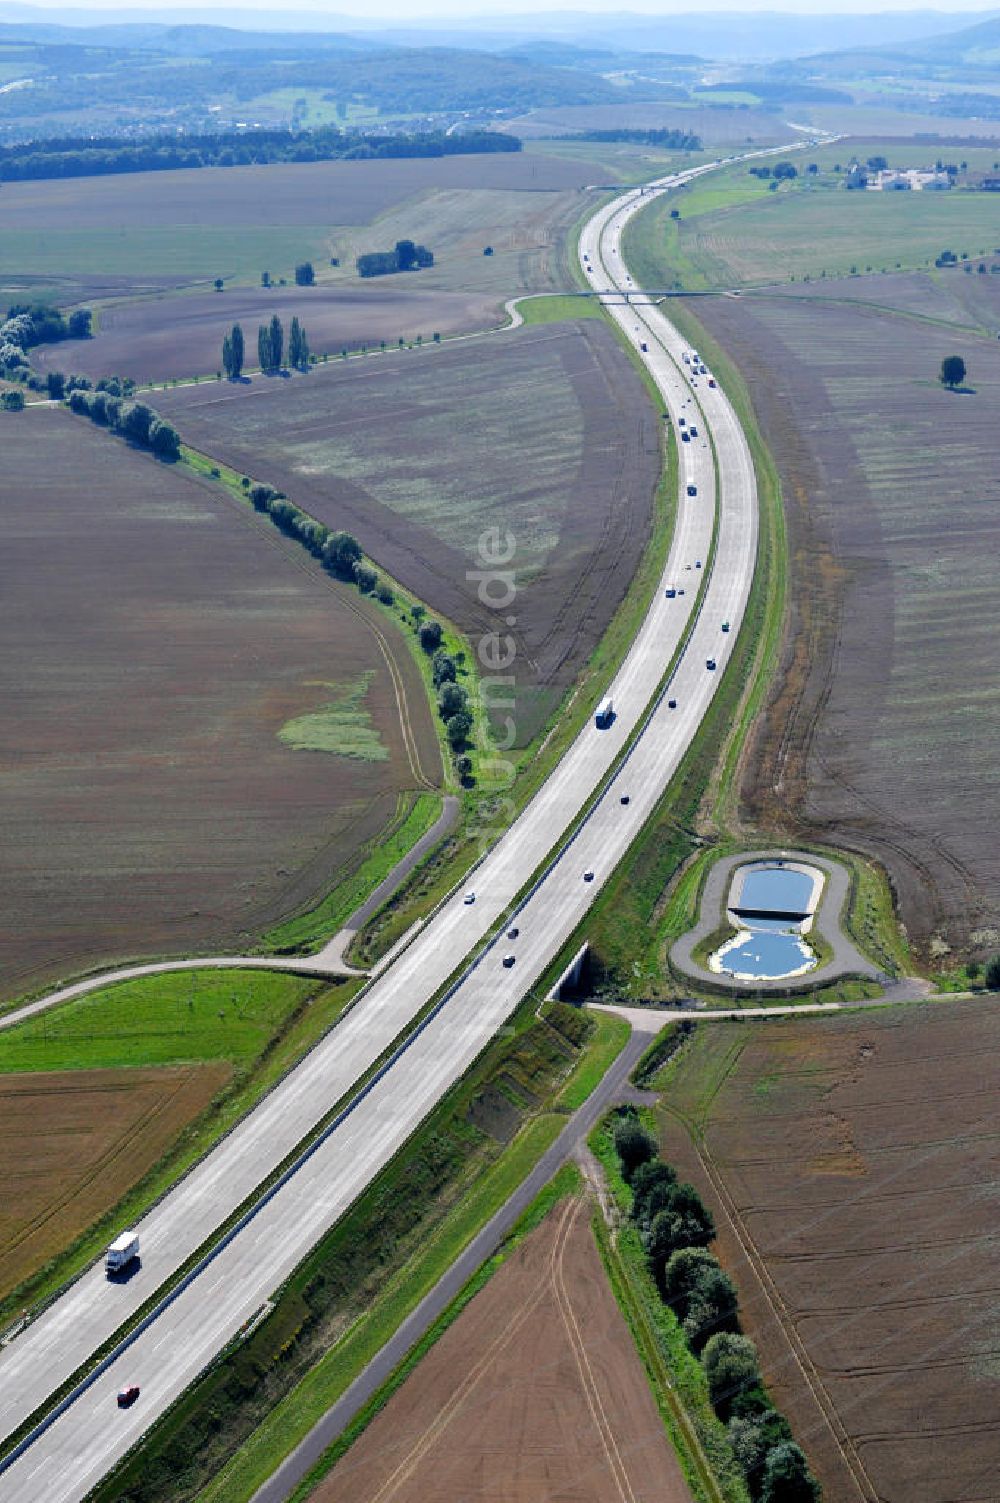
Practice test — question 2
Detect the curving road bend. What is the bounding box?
[0,144,800,1501]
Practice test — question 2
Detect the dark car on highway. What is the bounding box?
[117,1385,140,1408]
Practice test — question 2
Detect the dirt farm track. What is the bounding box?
[314,1195,692,1503]
[661,1000,1000,1503]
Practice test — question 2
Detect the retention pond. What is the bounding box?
[710,859,823,982]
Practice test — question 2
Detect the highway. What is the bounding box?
[0,144,790,1501]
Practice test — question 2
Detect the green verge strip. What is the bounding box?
[261,791,442,955]
[590,1115,749,1503]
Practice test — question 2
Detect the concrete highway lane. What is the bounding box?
[0,141,801,1500]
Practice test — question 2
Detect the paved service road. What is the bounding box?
[0,142,803,1501]
[252,1016,661,1503]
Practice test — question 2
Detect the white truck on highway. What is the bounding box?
[105,1231,139,1277]
[595,696,614,729]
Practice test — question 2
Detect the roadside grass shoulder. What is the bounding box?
[515,293,604,324]
[0,972,360,1327]
[261,791,442,955]
[88,1000,629,1503]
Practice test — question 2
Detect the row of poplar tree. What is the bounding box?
[221,316,311,380]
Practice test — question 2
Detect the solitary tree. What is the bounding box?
[46,370,65,400]
[985,954,1000,990]
[214,278,224,292]
[67,308,92,339]
[294,261,315,286]
[940,354,967,389]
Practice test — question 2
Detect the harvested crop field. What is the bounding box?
[0,407,438,1001]
[659,1000,1000,1503]
[0,151,599,292]
[32,285,502,385]
[314,1194,692,1503]
[158,321,660,743]
[0,1062,229,1302]
[691,276,1000,954]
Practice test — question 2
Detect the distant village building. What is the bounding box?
[868,168,952,192]
[981,175,1000,192]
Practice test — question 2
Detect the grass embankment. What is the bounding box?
[590,1112,749,1503]
[261,791,442,954]
[89,1004,630,1503]
[515,293,603,324]
[0,970,359,1326]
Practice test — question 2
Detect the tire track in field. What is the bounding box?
[551,1199,639,1503]
[360,1195,582,1503]
[664,1092,879,1503]
[231,488,439,794]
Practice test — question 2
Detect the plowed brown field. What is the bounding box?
[0,1062,230,1302]
[314,1196,692,1503]
[0,407,438,1000]
[693,275,1000,955]
[659,1000,1000,1503]
[159,321,659,744]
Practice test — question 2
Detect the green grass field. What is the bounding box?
[0,970,322,1074]
[278,672,388,760]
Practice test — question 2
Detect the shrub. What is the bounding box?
[323,530,362,578]
[630,1160,678,1228]
[419,619,443,653]
[702,1332,761,1420]
[353,562,378,594]
[1,389,25,411]
[438,682,467,718]
[613,1116,657,1182]
[377,584,394,606]
[432,650,457,687]
[985,955,1000,990]
[148,417,181,460]
[759,1441,820,1503]
[445,708,473,748]
[249,483,276,510]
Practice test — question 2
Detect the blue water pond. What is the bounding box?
[713,862,820,980]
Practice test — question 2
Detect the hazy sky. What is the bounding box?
[14,0,1000,12]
